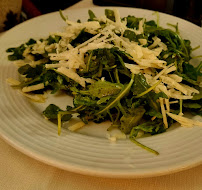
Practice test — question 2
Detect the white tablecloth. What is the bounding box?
[1,1,202,189]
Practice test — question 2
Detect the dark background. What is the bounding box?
[22,0,202,26]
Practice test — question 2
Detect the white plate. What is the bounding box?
[0,7,202,178]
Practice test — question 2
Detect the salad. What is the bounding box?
[6,9,202,154]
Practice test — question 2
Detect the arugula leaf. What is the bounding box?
[183,102,201,109]
[145,20,157,27]
[196,61,202,76]
[6,44,25,60]
[70,29,94,47]
[26,38,36,45]
[192,88,202,100]
[176,72,199,85]
[18,64,44,78]
[183,63,197,81]
[88,10,96,21]
[119,106,145,134]
[130,120,165,137]
[88,80,122,98]
[74,95,97,106]
[105,9,115,22]
[132,73,160,111]
[123,30,138,42]
[6,38,37,61]
[47,35,61,45]
[43,104,72,121]
[125,16,142,29]
[145,108,163,118]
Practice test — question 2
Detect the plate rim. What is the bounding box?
[0,6,202,178]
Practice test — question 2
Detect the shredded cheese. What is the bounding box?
[159,98,168,128]
[22,83,45,93]
[68,121,85,131]
[20,91,46,103]
[165,98,170,112]
[6,78,21,86]
[167,112,202,128]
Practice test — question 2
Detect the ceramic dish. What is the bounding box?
[0,7,202,178]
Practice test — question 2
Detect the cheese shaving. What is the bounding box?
[167,112,202,128]
[159,98,168,128]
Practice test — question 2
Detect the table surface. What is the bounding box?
[1,0,202,189]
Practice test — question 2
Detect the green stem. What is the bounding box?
[114,106,120,123]
[135,80,161,98]
[59,9,67,21]
[86,51,93,72]
[96,74,135,115]
[57,113,62,135]
[191,55,202,59]
[107,110,114,123]
[130,137,159,155]
[152,11,159,27]
[192,45,200,51]
[179,99,183,115]
[108,71,114,83]
[117,101,127,116]
[57,105,84,135]
[114,68,120,83]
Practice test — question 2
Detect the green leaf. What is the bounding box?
[7,44,25,60]
[132,73,150,95]
[132,73,160,111]
[183,102,201,109]
[123,30,138,42]
[119,106,145,134]
[88,10,96,21]
[192,88,202,100]
[26,38,36,45]
[130,120,165,137]
[125,16,142,29]
[196,61,202,76]
[43,104,72,121]
[47,35,61,45]
[88,80,122,98]
[74,95,97,106]
[183,63,197,81]
[70,29,94,47]
[145,20,157,27]
[176,72,199,85]
[146,109,163,118]
[18,64,44,78]
[43,104,61,119]
[105,9,115,22]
